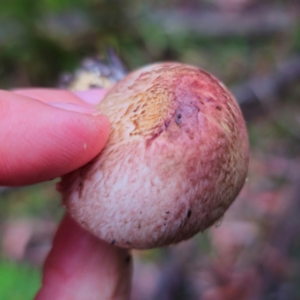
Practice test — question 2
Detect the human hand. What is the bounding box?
[0,89,132,299]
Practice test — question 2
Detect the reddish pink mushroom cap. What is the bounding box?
[59,63,249,249]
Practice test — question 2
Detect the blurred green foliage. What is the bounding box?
[0,183,62,299]
[0,260,40,300]
[0,182,62,220]
[1,0,299,88]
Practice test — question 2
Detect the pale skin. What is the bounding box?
[0,89,132,299]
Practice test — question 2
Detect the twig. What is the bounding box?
[144,7,298,38]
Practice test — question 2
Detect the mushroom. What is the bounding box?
[59,62,249,249]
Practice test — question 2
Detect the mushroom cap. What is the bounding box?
[60,63,249,249]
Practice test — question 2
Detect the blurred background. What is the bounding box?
[1,0,300,299]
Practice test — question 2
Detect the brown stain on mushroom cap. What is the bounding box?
[60,63,249,249]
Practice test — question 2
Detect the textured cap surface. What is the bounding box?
[60,63,249,249]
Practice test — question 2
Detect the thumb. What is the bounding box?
[0,90,110,186]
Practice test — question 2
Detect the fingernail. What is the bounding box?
[48,102,102,116]
[73,89,108,105]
